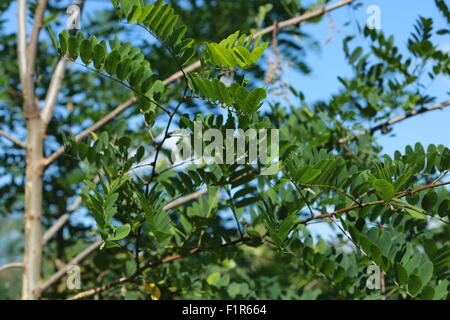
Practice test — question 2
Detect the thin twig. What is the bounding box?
[0,262,24,273]
[0,130,27,149]
[28,0,49,79]
[43,98,136,166]
[40,240,103,292]
[67,235,263,300]
[339,100,450,144]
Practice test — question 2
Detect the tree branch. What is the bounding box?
[28,0,48,79]
[17,0,28,87]
[0,129,27,149]
[163,188,208,211]
[299,181,450,225]
[40,59,67,128]
[67,235,258,300]
[39,239,104,292]
[0,262,24,273]
[42,176,97,245]
[43,98,136,166]
[339,100,450,144]
[41,0,86,129]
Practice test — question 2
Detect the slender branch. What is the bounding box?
[39,239,103,292]
[0,262,24,273]
[432,169,449,185]
[145,84,189,195]
[43,98,136,166]
[163,188,208,211]
[41,58,67,127]
[299,181,450,225]
[42,176,97,245]
[0,129,27,149]
[225,185,243,237]
[293,182,315,218]
[255,0,354,38]
[339,100,450,144]
[28,0,48,79]
[42,213,70,246]
[41,1,86,129]
[67,235,260,300]
[17,0,28,86]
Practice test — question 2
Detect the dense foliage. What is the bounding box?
[0,0,449,300]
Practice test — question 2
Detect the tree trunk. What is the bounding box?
[22,116,44,300]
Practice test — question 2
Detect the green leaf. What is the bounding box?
[58,30,69,54]
[394,262,408,285]
[294,165,321,183]
[235,196,259,208]
[80,39,93,64]
[372,179,395,201]
[68,37,79,60]
[117,58,132,80]
[110,224,131,241]
[405,208,427,220]
[349,47,363,63]
[417,261,433,286]
[92,44,106,69]
[408,274,423,296]
[105,50,121,75]
[207,272,221,287]
[422,191,437,211]
[234,187,256,199]
[419,286,434,300]
[434,280,449,300]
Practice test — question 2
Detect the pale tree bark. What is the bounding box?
[17,0,45,300]
[14,0,87,299]
[17,0,86,300]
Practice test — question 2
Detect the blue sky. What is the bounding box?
[294,0,450,156]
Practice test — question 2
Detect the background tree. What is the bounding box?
[0,0,449,300]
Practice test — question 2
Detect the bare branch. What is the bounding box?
[67,236,259,300]
[42,214,70,246]
[39,240,103,292]
[163,188,208,211]
[28,0,49,78]
[43,98,136,166]
[42,196,82,245]
[17,0,28,85]
[41,0,86,128]
[0,262,24,273]
[0,130,27,149]
[254,0,354,38]
[339,100,450,144]
[41,59,67,127]
[42,176,97,246]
